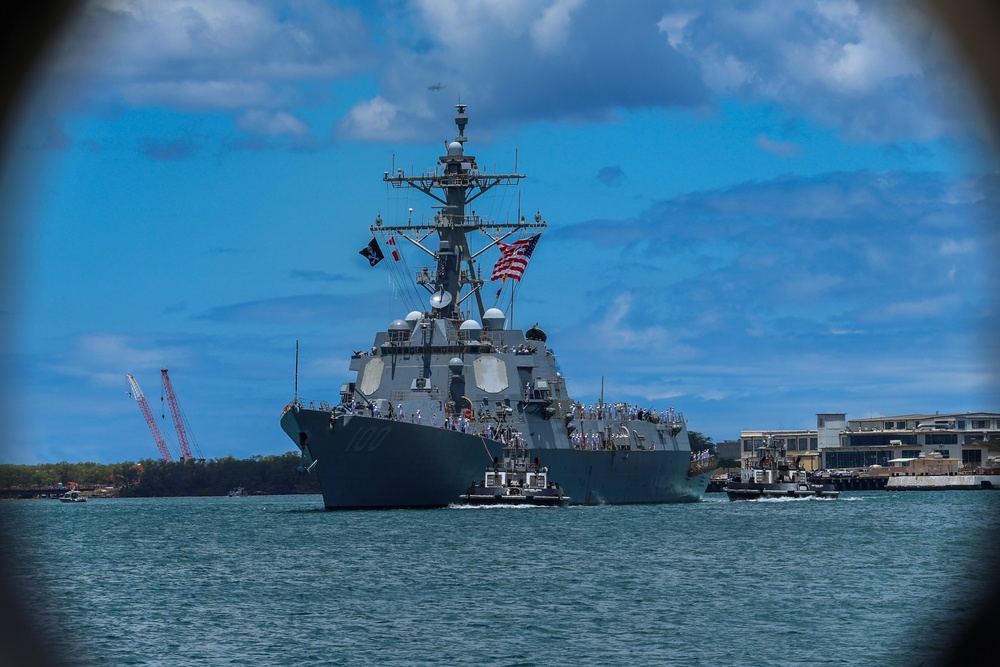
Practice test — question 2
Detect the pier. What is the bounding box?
[885,474,999,491]
[707,473,1000,493]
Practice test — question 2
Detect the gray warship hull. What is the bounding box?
[282,408,709,509]
[279,104,712,509]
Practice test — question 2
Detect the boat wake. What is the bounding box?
[743,495,846,503]
[447,502,550,510]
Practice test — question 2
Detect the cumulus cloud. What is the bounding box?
[58,0,372,86]
[340,1,709,140]
[43,0,373,147]
[529,0,586,55]
[659,0,978,142]
[335,0,984,144]
[38,1,986,150]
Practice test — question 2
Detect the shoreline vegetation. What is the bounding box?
[0,452,321,498]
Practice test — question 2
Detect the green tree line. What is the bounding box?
[0,452,320,497]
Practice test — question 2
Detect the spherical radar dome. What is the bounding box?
[482,308,506,330]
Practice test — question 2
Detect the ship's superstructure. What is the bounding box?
[280,104,712,509]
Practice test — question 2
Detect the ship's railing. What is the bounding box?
[570,404,682,424]
[689,455,718,477]
[282,399,336,415]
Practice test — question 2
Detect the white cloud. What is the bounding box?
[340,96,403,141]
[530,0,585,55]
[939,238,977,255]
[34,0,987,150]
[657,12,696,49]
[235,109,309,138]
[47,0,370,114]
[755,134,799,157]
[413,0,540,49]
[45,333,190,386]
[659,0,976,142]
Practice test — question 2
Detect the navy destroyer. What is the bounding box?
[280,104,713,509]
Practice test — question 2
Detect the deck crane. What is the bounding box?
[160,368,201,461]
[126,373,174,462]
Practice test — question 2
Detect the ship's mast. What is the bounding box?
[377,104,545,320]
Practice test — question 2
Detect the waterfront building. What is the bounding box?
[738,429,820,469]
[714,439,742,463]
[739,412,1000,471]
[823,412,999,470]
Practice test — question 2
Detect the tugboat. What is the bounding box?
[459,433,569,506]
[280,103,713,509]
[724,436,839,501]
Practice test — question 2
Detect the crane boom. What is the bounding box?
[160,368,194,461]
[126,373,174,462]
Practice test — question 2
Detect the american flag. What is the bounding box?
[491,234,541,281]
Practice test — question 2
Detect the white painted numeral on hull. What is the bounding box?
[345,425,391,452]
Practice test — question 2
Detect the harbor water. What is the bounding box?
[2,491,998,666]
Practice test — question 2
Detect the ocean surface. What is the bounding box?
[2,491,998,666]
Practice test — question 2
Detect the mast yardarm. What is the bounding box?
[376,104,545,320]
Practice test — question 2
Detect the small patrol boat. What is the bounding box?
[58,488,87,503]
[460,435,569,506]
[724,436,839,501]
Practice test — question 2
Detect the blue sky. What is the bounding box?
[1,0,998,464]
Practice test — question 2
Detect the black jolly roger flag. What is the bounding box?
[359,238,384,266]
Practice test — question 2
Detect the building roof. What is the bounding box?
[854,412,1000,421]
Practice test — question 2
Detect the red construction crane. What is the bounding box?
[160,368,197,461]
[126,373,174,462]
